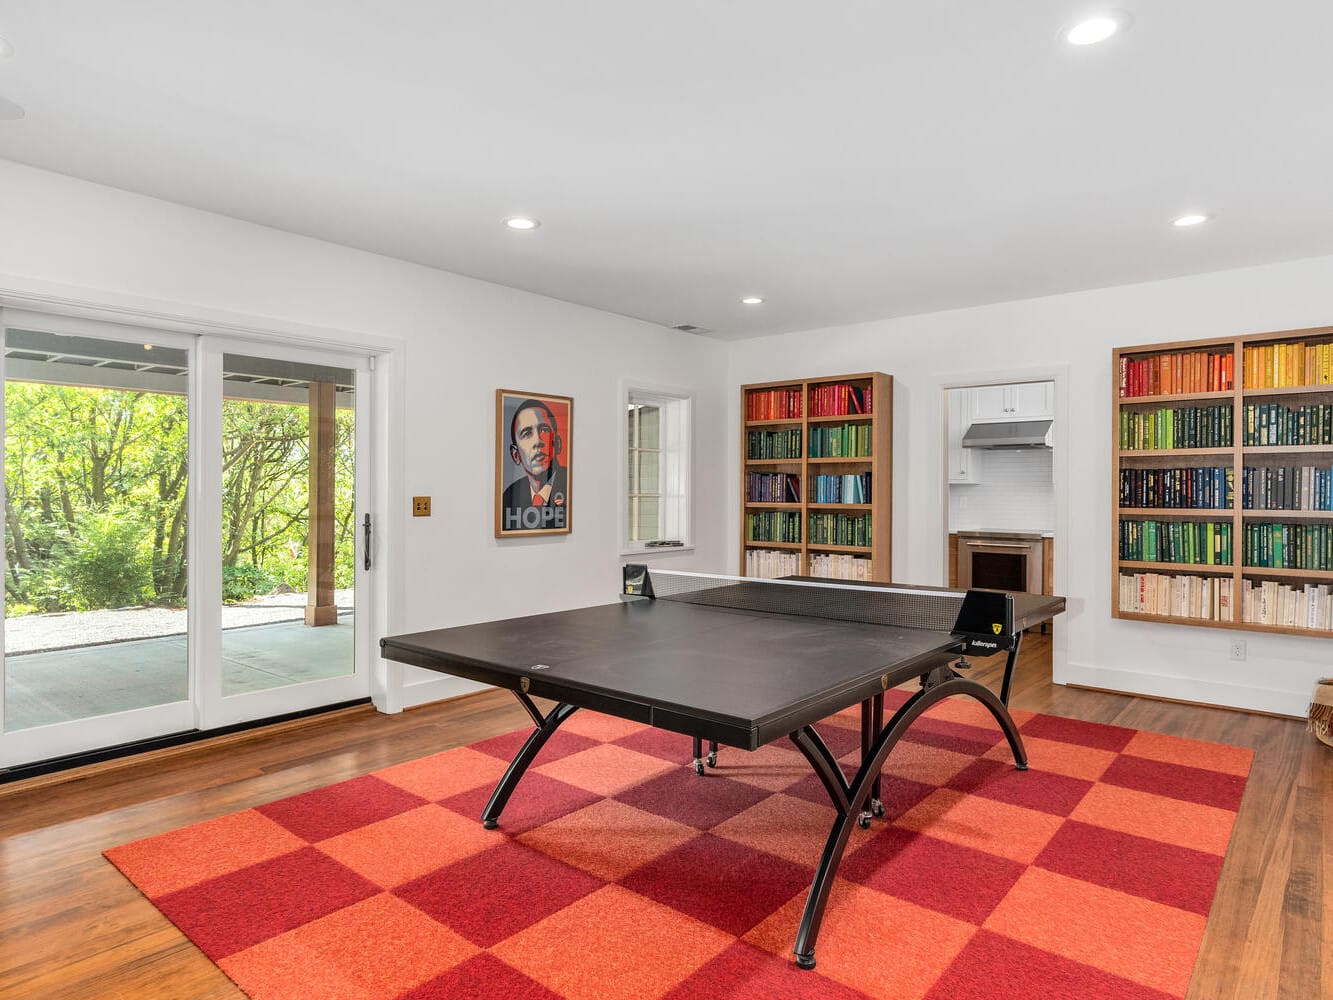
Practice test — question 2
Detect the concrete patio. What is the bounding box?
[4,603,354,732]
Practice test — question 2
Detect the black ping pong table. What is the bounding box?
[379,566,1065,970]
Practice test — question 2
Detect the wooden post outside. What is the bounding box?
[305,380,338,626]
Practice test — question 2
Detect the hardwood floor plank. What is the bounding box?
[0,635,1326,1000]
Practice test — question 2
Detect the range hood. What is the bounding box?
[961,419,1052,449]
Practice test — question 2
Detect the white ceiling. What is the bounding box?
[1,1,1331,340]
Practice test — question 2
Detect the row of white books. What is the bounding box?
[744,549,875,580]
[1240,579,1333,629]
[1118,571,1333,630]
[1118,572,1234,621]
[744,548,801,579]
[808,552,873,581]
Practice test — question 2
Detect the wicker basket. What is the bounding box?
[1311,678,1333,748]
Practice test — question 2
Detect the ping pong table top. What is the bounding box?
[379,571,1064,750]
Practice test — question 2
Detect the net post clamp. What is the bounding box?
[951,591,1017,653]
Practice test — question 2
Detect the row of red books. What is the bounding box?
[1120,351,1234,398]
[809,383,871,417]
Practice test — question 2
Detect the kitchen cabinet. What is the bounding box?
[947,390,982,484]
[971,382,1053,422]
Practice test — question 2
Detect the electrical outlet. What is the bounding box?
[412,496,431,517]
[1229,638,1247,661]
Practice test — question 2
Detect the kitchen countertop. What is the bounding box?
[954,529,1054,539]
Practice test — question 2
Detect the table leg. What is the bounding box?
[999,631,1023,707]
[481,694,579,829]
[787,670,1026,970]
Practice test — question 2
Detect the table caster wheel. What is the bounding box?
[694,760,705,776]
[706,751,718,768]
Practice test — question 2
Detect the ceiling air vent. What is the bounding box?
[671,324,710,335]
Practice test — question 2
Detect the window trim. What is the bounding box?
[620,380,694,556]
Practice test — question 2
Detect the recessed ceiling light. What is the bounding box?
[1065,12,1131,45]
[1173,214,1210,227]
[505,217,540,231]
[741,296,764,306]
[0,96,24,121]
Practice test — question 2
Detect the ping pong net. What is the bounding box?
[623,566,965,633]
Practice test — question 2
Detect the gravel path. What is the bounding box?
[5,590,354,654]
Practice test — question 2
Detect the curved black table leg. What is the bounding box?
[787,672,1027,970]
[481,694,579,829]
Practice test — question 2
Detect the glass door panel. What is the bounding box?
[219,353,356,697]
[4,328,190,732]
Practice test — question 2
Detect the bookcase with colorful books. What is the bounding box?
[1113,325,1333,636]
[741,372,892,582]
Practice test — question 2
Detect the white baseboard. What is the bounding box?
[1058,659,1307,719]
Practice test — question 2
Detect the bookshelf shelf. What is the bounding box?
[1242,566,1333,580]
[807,413,874,424]
[1242,384,1333,399]
[741,372,892,582]
[1119,448,1234,459]
[1119,389,1233,405]
[1114,325,1333,636]
[1118,507,1234,518]
[1118,560,1233,574]
[1239,509,1333,520]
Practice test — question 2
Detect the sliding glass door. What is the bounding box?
[0,315,373,768]
[204,345,367,727]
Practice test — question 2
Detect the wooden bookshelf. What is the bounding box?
[740,372,892,582]
[1113,325,1333,634]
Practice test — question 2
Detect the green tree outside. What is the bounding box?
[4,382,354,616]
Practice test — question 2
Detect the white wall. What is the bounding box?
[726,254,1333,717]
[0,160,730,707]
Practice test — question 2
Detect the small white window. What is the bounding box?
[624,386,692,551]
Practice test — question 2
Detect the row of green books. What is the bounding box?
[745,511,802,543]
[1118,405,1232,450]
[1119,520,1232,565]
[746,428,803,460]
[1243,402,1333,446]
[1242,522,1333,570]
[807,513,871,547]
[808,423,872,458]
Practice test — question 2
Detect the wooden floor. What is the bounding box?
[0,633,1328,999]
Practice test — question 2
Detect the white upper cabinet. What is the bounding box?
[947,390,982,484]
[970,382,1053,422]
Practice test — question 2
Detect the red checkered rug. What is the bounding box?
[105,696,1252,999]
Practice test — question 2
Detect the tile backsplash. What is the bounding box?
[949,447,1054,532]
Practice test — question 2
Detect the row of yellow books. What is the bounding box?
[1241,341,1333,388]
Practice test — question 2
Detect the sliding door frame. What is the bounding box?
[0,303,389,770]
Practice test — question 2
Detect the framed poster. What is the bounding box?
[495,389,573,537]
